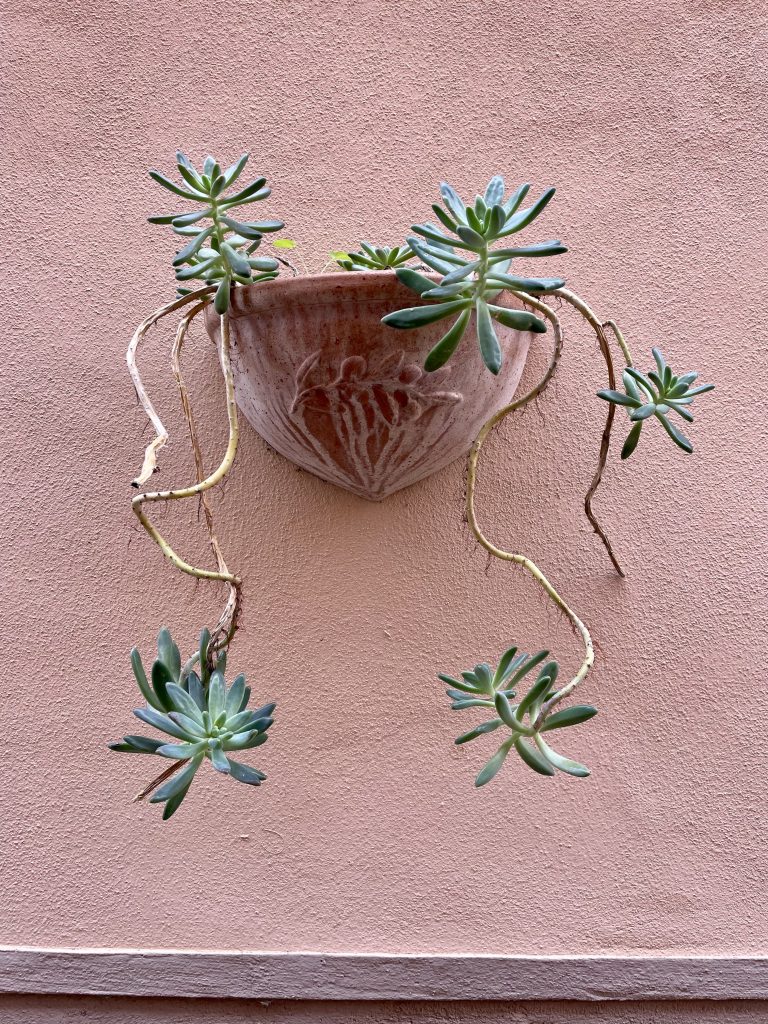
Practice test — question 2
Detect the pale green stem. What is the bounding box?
[464,296,594,726]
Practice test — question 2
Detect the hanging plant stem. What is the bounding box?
[129,307,243,651]
[553,288,635,578]
[465,296,594,727]
[126,286,216,487]
[170,300,240,650]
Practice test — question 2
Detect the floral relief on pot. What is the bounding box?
[206,272,533,500]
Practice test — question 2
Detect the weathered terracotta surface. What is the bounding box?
[205,272,532,500]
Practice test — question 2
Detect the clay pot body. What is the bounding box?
[205,272,532,501]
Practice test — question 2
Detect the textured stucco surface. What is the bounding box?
[1,997,767,1024]
[2,0,768,970]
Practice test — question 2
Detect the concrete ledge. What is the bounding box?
[0,948,766,1001]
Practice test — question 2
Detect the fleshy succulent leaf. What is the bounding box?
[113,627,276,819]
[440,644,594,786]
[600,350,712,459]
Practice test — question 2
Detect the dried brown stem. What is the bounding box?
[126,286,215,487]
[170,301,240,649]
[131,310,242,648]
[133,758,186,803]
[553,288,635,579]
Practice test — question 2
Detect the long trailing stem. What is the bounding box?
[553,287,635,578]
[127,286,216,487]
[130,302,242,805]
[464,288,636,723]
[465,295,593,725]
[171,301,240,649]
[131,310,242,646]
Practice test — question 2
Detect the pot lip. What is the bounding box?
[221,270,434,319]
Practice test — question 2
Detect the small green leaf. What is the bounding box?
[225,674,247,716]
[630,403,657,421]
[597,389,640,408]
[508,650,549,686]
[165,683,205,724]
[407,239,456,275]
[147,212,185,225]
[486,274,564,293]
[493,645,519,686]
[473,663,494,691]
[382,299,471,330]
[439,181,467,223]
[220,177,268,205]
[442,260,479,284]
[621,421,643,460]
[503,183,531,215]
[149,752,205,803]
[490,241,567,260]
[151,660,175,711]
[108,735,165,754]
[424,308,472,371]
[208,671,226,721]
[438,673,480,694]
[484,175,505,206]
[156,628,181,680]
[476,300,502,375]
[657,412,693,453]
[455,719,503,744]
[149,170,209,202]
[494,690,523,731]
[534,735,590,777]
[499,187,556,236]
[208,744,231,773]
[156,741,207,759]
[540,705,598,732]
[133,707,190,741]
[456,224,486,251]
[221,243,251,276]
[488,306,547,334]
[167,711,207,738]
[514,736,555,775]
[413,222,462,249]
[395,267,438,296]
[517,671,555,718]
[475,737,516,787]
[228,760,267,785]
[214,278,230,314]
[222,152,249,187]
[130,647,164,711]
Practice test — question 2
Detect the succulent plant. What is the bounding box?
[148,152,285,314]
[597,347,714,459]
[334,243,414,271]
[109,628,276,819]
[381,176,566,374]
[439,645,597,786]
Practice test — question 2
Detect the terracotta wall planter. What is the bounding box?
[205,272,533,500]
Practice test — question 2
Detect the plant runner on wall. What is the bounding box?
[111,153,713,815]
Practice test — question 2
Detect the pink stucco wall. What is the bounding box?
[2,0,767,1013]
[2,997,767,1024]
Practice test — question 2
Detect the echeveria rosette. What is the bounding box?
[439,645,597,786]
[597,348,714,459]
[148,152,285,314]
[334,243,415,271]
[381,176,567,375]
[109,628,276,819]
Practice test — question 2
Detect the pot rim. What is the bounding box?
[223,269,433,318]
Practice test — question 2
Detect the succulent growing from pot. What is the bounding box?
[119,152,713,816]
